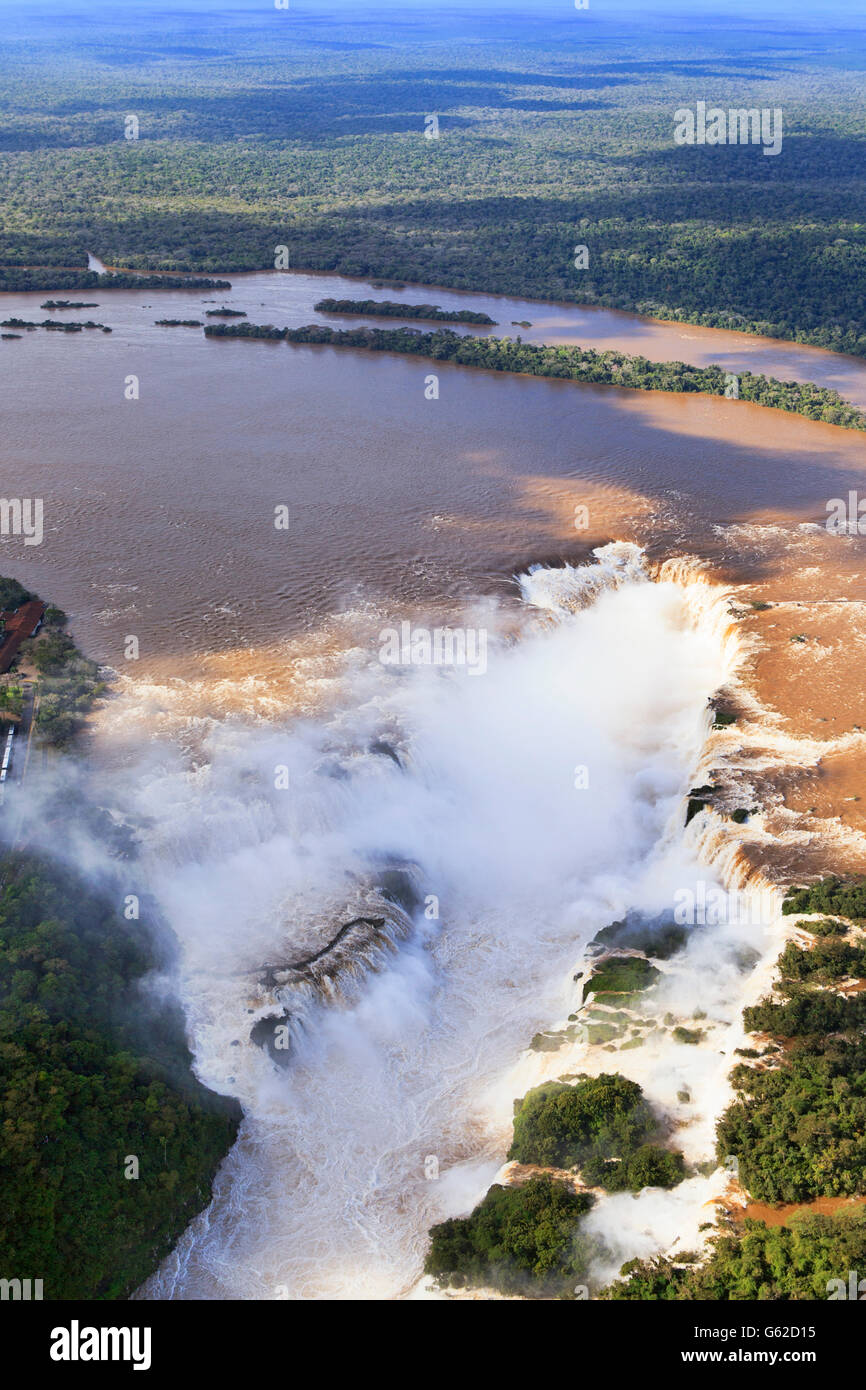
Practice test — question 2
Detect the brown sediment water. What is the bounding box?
[1,268,864,864]
[0,271,864,659]
[733,1195,866,1227]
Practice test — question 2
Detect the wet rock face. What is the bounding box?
[250,1010,294,1067]
[375,867,422,916]
[260,916,388,987]
[368,738,402,767]
[249,861,426,1065]
[590,910,689,960]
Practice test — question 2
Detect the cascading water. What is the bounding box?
[76,544,756,1299]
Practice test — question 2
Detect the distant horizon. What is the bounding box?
[2,0,865,26]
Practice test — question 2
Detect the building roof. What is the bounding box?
[0,600,47,673]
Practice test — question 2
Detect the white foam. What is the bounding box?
[86,546,738,1300]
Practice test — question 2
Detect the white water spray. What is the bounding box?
[80,545,745,1299]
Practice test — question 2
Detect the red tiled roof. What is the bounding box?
[0,600,46,673]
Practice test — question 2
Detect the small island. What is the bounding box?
[41,299,100,309]
[156,318,203,327]
[1,317,110,333]
[204,306,247,317]
[314,297,496,325]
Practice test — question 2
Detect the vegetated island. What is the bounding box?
[0,268,231,293]
[424,923,687,1298]
[314,297,496,325]
[605,877,866,1300]
[204,322,866,432]
[0,575,241,1298]
[204,306,246,317]
[156,318,203,327]
[421,876,866,1300]
[1,317,111,334]
[41,300,99,310]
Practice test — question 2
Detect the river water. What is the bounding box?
[2,267,865,692]
[3,269,865,1297]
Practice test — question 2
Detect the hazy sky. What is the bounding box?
[1,0,863,20]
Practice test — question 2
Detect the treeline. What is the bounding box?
[0,573,241,1298]
[204,321,866,431]
[430,876,866,1299]
[0,268,230,293]
[716,892,866,1204]
[314,297,495,324]
[603,1210,866,1300]
[782,877,866,920]
[425,1177,595,1297]
[0,853,241,1299]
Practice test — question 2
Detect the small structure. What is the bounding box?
[0,600,46,674]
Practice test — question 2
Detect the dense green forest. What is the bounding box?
[424,1176,595,1297]
[716,885,866,1205]
[0,269,230,293]
[205,321,866,429]
[0,853,240,1299]
[0,6,864,350]
[314,298,495,324]
[782,878,866,920]
[426,1071,684,1292]
[25,621,107,749]
[603,1210,866,1300]
[508,1077,684,1191]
